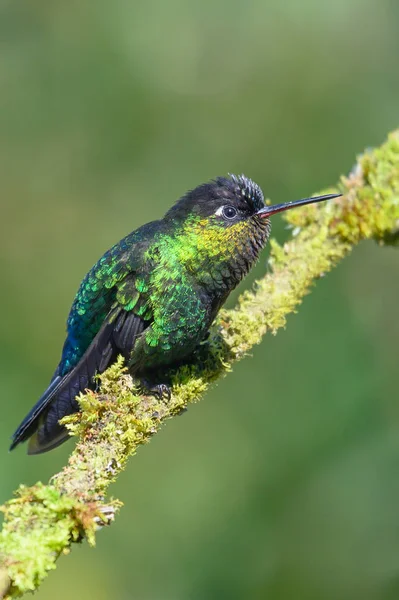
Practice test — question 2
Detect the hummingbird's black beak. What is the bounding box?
[256,193,342,218]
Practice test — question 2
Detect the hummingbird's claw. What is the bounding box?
[139,379,171,401]
[155,383,172,400]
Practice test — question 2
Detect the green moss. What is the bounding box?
[1,130,399,598]
[0,483,103,597]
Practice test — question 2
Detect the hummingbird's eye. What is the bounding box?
[215,205,238,220]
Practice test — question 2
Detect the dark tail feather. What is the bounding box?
[10,354,91,454]
[26,370,86,454]
[9,375,65,451]
[10,308,146,454]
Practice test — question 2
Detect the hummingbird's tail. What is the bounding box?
[9,373,77,453]
[10,308,145,454]
[10,338,104,453]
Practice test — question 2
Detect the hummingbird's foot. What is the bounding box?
[199,330,210,345]
[139,378,172,401]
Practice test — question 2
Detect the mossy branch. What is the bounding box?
[1,131,399,599]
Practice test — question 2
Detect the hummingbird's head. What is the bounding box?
[163,175,272,284]
[165,173,340,228]
[165,174,267,228]
[163,175,340,289]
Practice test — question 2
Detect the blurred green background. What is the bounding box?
[1,0,399,598]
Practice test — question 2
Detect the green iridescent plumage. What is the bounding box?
[10,175,339,454]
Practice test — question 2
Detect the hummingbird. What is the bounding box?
[10,175,340,454]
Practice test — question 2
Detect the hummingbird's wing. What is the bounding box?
[11,276,153,454]
[11,222,161,453]
[58,225,156,378]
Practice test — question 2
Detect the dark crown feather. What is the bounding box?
[225,174,264,212]
[165,173,265,220]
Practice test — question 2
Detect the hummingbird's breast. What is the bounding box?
[135,217,270,370]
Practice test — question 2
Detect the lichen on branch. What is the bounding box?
[1,131,398,599]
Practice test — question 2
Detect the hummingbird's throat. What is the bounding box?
[178,215,270,291]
